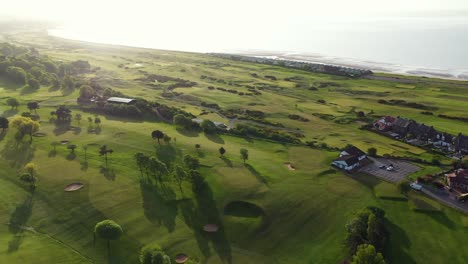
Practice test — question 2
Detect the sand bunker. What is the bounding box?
[33,132,46,137]
[64,183,84,192]
[175,254,189,263]
[203,224,219,233]
[60,140,70,145]
[284,162,296,171]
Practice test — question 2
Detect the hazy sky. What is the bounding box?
[2,0,468,23]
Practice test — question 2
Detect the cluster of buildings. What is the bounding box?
[373,116,468,153]
[332,146,367,171]
[446,169,468,194]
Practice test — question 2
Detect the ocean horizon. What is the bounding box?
[48,15,468,80]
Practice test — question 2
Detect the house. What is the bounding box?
[373,116,396,131]
[191,118,229,130]
[433,132,454,151]
[332,155,361,171]
[107,97,136,104]
[392,117,413,137]
[455,133,468,154]
[340,146,367,161]
[407,123,436,142]
[446,169,468,193]
[333,146,367,171]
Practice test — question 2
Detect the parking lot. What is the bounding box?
[359,157,421,183]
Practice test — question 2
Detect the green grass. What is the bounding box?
[0,31,467,264]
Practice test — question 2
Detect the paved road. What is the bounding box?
[359,157,420,183]
[421,186,468,214]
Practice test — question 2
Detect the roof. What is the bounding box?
[384,116,396,123]
[334,155,360,166]
[343,146,366,157]
[107,97,135,103]
[447,169,468,185]
[191,118,204,124]
[394,117,412,128]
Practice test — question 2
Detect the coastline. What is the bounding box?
[228,50,468,81]
[47,29,468,81]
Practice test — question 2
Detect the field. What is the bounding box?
[0,31,468,264]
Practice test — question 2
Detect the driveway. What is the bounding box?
[359,157,420,183]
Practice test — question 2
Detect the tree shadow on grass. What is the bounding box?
[20,86,37,95]
[205,133,224,144]
[220,156,232,167]
[2,109,18,117]
[81,161,88,171]
[384,221,416,264]
[1,139,35,169]
[139,181,177,232]
[155,144,179,168]
[176,127,200,138]
[100,167,116,181]
[245,164,268,186]
[415,210,456,230]
[66,153,77,160]
[179,177,232,263]
[0,132,6,142]
[53,122,71,136]
[8,195,33,252]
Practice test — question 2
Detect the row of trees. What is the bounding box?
[345,207,388,264]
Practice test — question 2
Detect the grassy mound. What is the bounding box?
[224,201,264,218]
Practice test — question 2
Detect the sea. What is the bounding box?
[48,16,468,79]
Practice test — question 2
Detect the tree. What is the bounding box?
[139,245,171,264]
[219,147,226,157]
[0,117,9,132]
[195,144,201,149]
[62,74,74,90]
[6,98,19,109]
[75,113,82,125]
[190,170,205,194]
[368,147,377,157]
[52,105,72,121]
[134,152,146,178]
[183,155,199,170]
[94,117,101,127]
[27,101,39,113]
[67,144,77,153]
[20,162,38,188]
[5,66,27,84]
[82,145,88,161]
[174,165,187,195]
[173,114,192,129]
[28,78,40,90]
[152,130,164,145]
[99,145,114,168]
[201,119,217,134]
[240,148,249,164]
[94,220,123,258]
[149,157,168,183]
[79,85,95,99]
[351,244,386,264]
[10,116,40,143]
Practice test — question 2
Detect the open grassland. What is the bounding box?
[0,32,467,264]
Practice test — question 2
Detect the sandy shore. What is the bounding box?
[230,50,468,81]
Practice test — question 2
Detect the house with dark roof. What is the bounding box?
[332,155,360,171]
[455,133,468,154]
[407,123,436,142]
[446,169,468,193]
[333,146,367,171]
[373,116,396,131]
[433,132,454,151]
[340,146,367,161]
[392,117,413,137]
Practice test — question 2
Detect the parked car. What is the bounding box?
[458,193,468,203]
[410,182,423,191]
[386,166,395,171]
[379,165,386,169]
